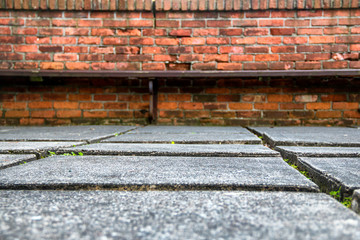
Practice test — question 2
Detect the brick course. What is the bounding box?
[1,77,359,126]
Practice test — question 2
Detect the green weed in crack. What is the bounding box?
[283,159,310,179]
[330,187,352,208]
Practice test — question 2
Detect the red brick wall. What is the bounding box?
[0,7,360,71]
[1,77,359,126]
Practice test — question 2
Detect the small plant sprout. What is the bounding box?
[48,151,56,156]
[171,141,175,144]
[329,187,352,208]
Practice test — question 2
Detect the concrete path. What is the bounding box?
[0,126,359,239]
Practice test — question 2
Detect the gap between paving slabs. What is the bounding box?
[248,127,359,211]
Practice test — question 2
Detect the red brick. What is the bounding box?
[129,103,149,110]
[333,102,359,109]
[31,110,55,118]
[154,55,176,62]
[52,19,76,27]
[104,103,127,109]
[325,27,349,35]
[0,36,23,44]
[219,29,242,36]
[246,46,269,53]
[268,95,293,102]
[142,47,166,54]
[2,102,26,109]
[233,20,258,27]
[231,55,253,61]
[182,38,206,45]
[336,36,360,43]
[228,103,252,110]
[285,20,310,27]
[66,62,90,70]
[271,46,295,53]
[217,63,242,70]
[79,20,102,27]
[158,102,178,110]
[91,63,116,70]
[118,29,142,36]
[312,19,338,26]
[0,27,11,34]
[182,20,205,28]
[57,110,81,118]
[79,102,103,109]
[280,103,305,110]
[270,28,295,35]
[283,37,308,44]
[5,111,29,118]
[295,95,318,102]
[255,54,279,61]
[297,28,323,35]
[169,29,192,37]
[179,103,203,110]
[193,29,219,36]
[156,20,179,28]
[54,54,77,61]
[156,38,179,45]
[258,37,282,45]
[297,46,321,52]
[244,62,268,70]
[39,46,62,52]
[26,19,49,26]
[52,37,76,44]
[246,11,270,18]
[220,46,244,54]
[0,53,22,60]
[344,111,360,118]
[25,36,50,44]
[14,62,38,69]
[179,54,203,62]
[306,53,331,61]
[323,61,348,69]
[193,46,217,54]
[143,63,166,70]
[280,54,305,61]
[259,20,284,27]
[231,37,256,45]
[192,63,216,70]
[244,28,268,36]
[94,94,116,101]
[78,37,101,45]
[306,103,331,110]
[40,62,64,70]
[254,103,278,110]
[129,37,154,45]
[339,18,360,25]
[28,102,52,109]
[316,111,342,118]
[128,20,153,27]
[115,47,139,54]
[204,54,228,62]
[91,28,115,36]
[14,45,37,52]
[207,20,231,27]
[309,36,335,44]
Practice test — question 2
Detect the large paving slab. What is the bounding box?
[102,133,261,144]
[59,143,279,157]
[0,125,137,143]
[0,154,37,169]
[296,157,360,195]
[0,155,318,191]
[248,127,360,147]
[0,142,85,157]
[275,146,360,163]
[1,191,359,240]
[129,126,253,134]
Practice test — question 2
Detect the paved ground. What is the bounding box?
[0,125,360,239]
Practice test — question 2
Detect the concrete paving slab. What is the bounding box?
[102,133,261,144]
[275,146,360,163]
[60,143,279,157]
[0,154,37,169]
[0,191,359,240]
[129,126,253,134]
[0,125,137,143]
[296,157,360,195]
[0,142,85,157]
[353,190,360,214]
[0,155,318,191]
[248,127,360,147]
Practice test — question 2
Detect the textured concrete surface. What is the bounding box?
[0,126,136,143]
[102,133,261,144]
[0,191,359,240]
[129,126,252,134]
[248,127,360,147]
[275,146,360,163]
[0,155,318,191]
[60,143,279,157]
[0,154,37,169]
[353,190,360,214]
[297,157,360,194]
[0,142,85,156]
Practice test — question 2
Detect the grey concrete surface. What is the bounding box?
[0,155,318,191]
[248,127,360,147]
[0,154,37,169]
[0,191,359,240]
[275,146,360,163]
[129,126,252,134]
[0,142,85,156]
[0,126,137,143]
[60,143,279,157]
[297,157,360,194]
[353,190,360,214]
[102,133,261,144]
